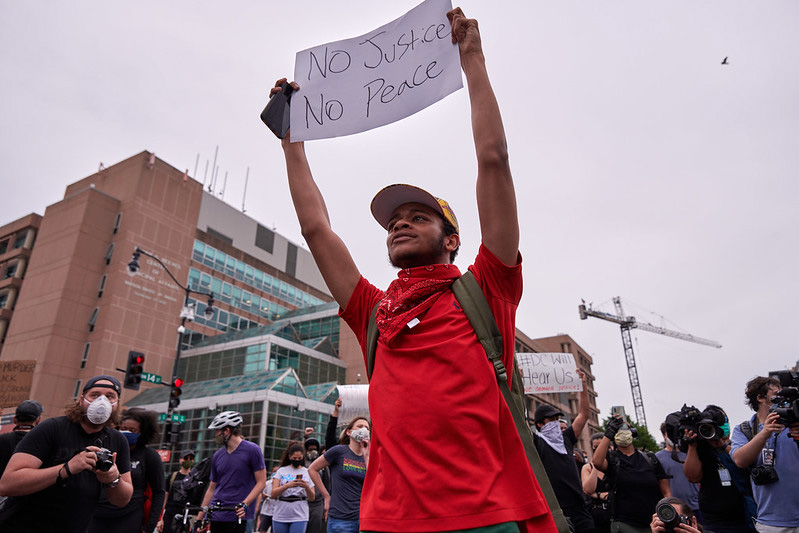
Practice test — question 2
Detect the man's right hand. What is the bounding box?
[70,448,99,473]
[762,411,785,437]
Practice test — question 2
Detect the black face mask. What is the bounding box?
[290,459,303,467]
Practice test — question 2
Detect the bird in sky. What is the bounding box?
[721,57,729,65]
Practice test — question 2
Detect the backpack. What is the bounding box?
[366,271,571,533]
[174,457,212,507]
[606,450,662,520]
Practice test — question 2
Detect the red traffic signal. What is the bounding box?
[124,351,145,390]
[169,378,184,410]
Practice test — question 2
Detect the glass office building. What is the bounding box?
[127,302,346,470]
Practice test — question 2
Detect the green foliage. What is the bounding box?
[599,415,660,452]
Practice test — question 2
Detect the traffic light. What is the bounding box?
[124,351,145,390]
[169,378,184,409]
[168,422,181,444]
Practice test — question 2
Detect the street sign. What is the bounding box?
[141,372,162,384]
[159,413,186,423]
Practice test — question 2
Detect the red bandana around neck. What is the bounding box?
[376,264,461,344]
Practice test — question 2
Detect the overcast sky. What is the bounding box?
[2,1,797,436]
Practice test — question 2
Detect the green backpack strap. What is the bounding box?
[366,302,380,380]
[452,271,570,533]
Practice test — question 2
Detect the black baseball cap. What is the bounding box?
[534,404,564,423]
[83,375,122,395]
[16,400,43,422]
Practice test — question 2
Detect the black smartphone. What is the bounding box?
[261,82,294,139]
[295,474,302,480]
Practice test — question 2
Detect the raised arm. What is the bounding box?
[448,8,518,266]
[273,79,361,307]
[571,369,592,437]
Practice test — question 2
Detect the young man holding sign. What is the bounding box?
[272,7,556,533]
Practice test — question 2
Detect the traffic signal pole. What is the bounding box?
[127,246,214,449]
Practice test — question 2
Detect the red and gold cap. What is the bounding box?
[370,184,459,233]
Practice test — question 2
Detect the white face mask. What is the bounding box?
[85,395,113,425]
[350,427,370,442]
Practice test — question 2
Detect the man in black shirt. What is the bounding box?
[594,414,672,533]
[533,369,596,532]
[0,375,133,532]
[0,400,43,480]
[160,449,196,533]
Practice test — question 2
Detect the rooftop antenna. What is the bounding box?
[208,146,219,192]
[219,171,228,198]
[242,167,250,213]
[202,160,209,190]
[193,153,199,179]
[210,165,219,194]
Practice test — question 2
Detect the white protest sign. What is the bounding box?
[336,384,370,423]
[515,353,583,394]
[291,0,462,141]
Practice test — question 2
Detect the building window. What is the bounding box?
[0,292,8,308]
[0,240,8,255]
[88,308,99,332]
[98,275,107,298]
[13,234,27,249]
[3,263,17,280]
[255,224,275,253]
[81,343,90,369]
[113,212,122,235]
[105,244,114,265]
[73,380,83,400]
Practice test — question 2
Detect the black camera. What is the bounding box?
[94,447,114,472]
[676,404,702,451]
[770,371,799,426]
[656,502,691,532]
[751,464,779,485]
[676,404,727,449]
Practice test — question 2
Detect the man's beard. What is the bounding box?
[389,234,448,269]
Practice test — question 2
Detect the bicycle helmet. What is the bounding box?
[208,411,243,429]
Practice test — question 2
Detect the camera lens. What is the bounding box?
[657,503,678,523]
[698,423,717,440]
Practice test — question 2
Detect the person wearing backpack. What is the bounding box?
[158,449,196,533]
[593,414,671,533]
[730,376,799,532]
[270,7,557,532]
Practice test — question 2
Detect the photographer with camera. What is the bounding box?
[681,405,755,532]
[730,375,799,532]
[0,375,133,532]
[656,417,700,524]
[649,497,701,533]
[593,413,671,533]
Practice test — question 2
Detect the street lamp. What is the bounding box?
[128,246,215,446]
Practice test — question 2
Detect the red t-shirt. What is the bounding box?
[340,244,555,532]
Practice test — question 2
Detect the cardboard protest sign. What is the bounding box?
[291,0,462,141]
[336,384,370,423]
[0,360,36,409]
[515,353,582,394]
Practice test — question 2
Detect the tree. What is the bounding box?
[599,416,660,452]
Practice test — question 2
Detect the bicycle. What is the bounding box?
[171,502,245,533]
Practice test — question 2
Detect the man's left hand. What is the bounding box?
[447,7,482,58]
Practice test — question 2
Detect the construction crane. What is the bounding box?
[579,297,721,428]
